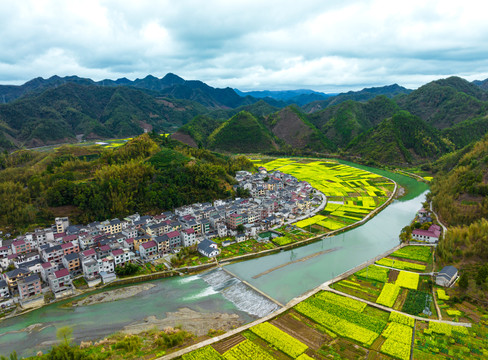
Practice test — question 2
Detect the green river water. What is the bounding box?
[0,163,429,357]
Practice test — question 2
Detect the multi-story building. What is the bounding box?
[111,249,130,266]
[55,217,70,234]
[41,244,64,265]
[61,242,79,256]
[139,240,158,260]
[82,258,99,280]
[18,274,42,300]
[226,213,243,229]
[62,253,81,274]
[48,268,72,293]
[99,219,124,235]
[180,228,197,247]
[98,257,115,273]
[133,235,151,252]
[154,236,170,254]
[163,231,181,250]
[0,279,10,298]
[40,262,57,282]
[3,268,30,289]
[11,239,31,254]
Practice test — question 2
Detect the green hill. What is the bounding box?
[431,134,488,226]
[208,111,278,153]
[395,76,488,128]
[309,96,400,148]
[347,111,453,164]
[442,114,488,149]
[173,115,224,147]
[263,106,333,152]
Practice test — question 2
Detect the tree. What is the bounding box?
[399,225,412,243]
[459,272,468,290]
[476,264,488,285]
[236,224,245,233]
[0,351,17,360]
[56,326,73,345]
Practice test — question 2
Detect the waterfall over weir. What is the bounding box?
[199,268,280,318]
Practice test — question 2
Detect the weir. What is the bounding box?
[198,267,281,317]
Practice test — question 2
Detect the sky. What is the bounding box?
[1,0,488,92]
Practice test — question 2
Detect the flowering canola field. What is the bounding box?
[254,158,393,232]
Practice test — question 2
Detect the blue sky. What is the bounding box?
[1,0,488,92]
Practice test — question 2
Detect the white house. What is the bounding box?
[197,239,220,258]
[98,257,115,273]
[139,240,158,260]
[111,249,130,266]
[48,268,72,293]
[0,280,10,298]
[82,258,99,280]
[412,224,441,243]
[180,228,197,247]
[436,266,458,287]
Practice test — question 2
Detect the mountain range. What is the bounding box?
[0,73,488,165]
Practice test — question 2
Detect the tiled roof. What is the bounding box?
[55,268,70,278]
[141,240,157,249]
[111,249,124,256]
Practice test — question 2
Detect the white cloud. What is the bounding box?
[0,0,487,90]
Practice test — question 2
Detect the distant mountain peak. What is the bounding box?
[162,73,185,85]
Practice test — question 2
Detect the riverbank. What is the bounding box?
[121,307,242,337]
[69,283,156,307]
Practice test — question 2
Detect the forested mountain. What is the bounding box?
[346,111,453,164]
[308,96,400,148]
[0,83,206,148]
[262,106,332,152]
[173,75,488,164]
[473,78,488,91]
[303,84,411,113]
[0,73,263,109]
[395,77,488,128]
[1,74,488,166]
[235,89,331,106]
[431,134,488,275]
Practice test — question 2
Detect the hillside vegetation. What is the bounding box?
[0,74,488,166]
[431,134,488,226]
[395,77,488,128]
[347,111,453,164]
[0,83,206,148]
[207,111,278,153]
[0,133,252,232]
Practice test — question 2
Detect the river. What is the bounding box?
[0,163,429,357]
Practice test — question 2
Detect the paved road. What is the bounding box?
[430,201,448,235]
[272,191,327,230]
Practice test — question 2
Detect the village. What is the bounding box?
[0,167,322,311]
